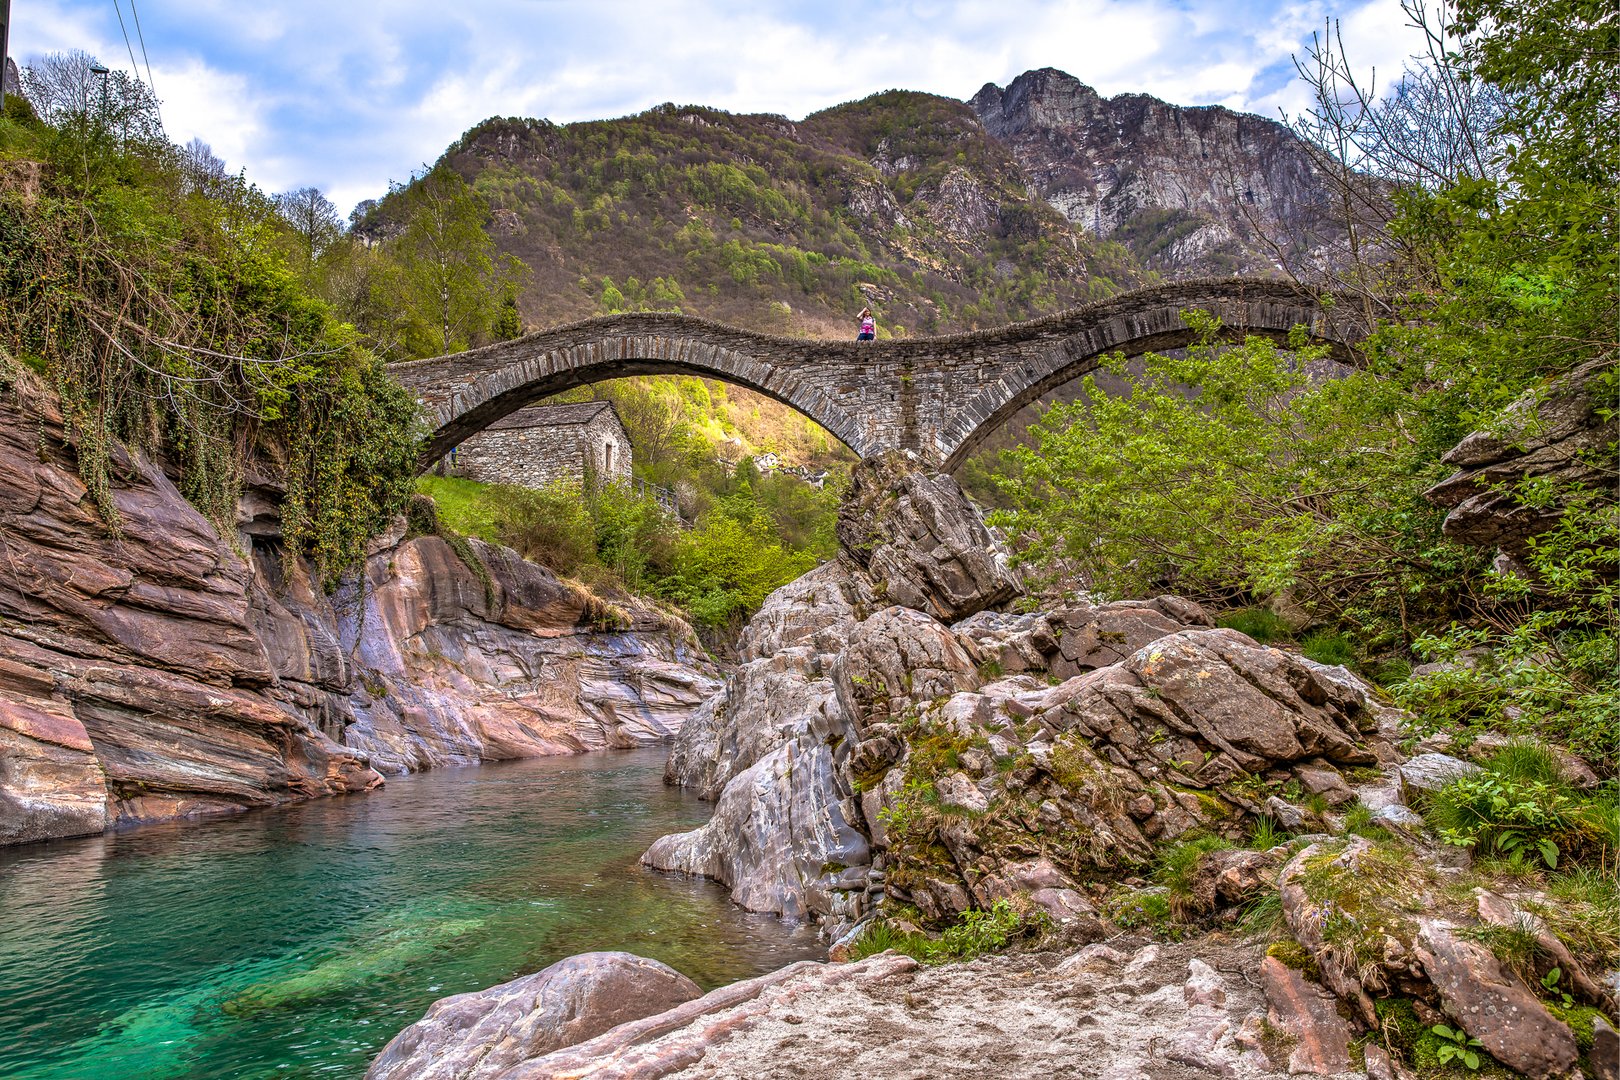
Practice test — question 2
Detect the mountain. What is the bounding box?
[357,90,1147,341]
[361,68,1343,340]
[972,68,1338,276]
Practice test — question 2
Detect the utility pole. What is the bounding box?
[1,0,12,113]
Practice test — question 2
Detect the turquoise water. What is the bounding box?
[0,749,822,1079]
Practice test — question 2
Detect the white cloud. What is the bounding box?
[150,59,263,178]
[9,0,1431,211]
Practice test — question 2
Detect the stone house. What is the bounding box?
[452,401,632,489]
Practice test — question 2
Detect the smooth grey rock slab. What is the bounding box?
[365,951,702,1080]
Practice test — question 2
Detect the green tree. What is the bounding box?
[389,165,529,356]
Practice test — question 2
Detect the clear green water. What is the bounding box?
[0,749,822,1079]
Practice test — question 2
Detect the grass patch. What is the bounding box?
[1341,804,1392,840]
[1107,887,1177,935]
[849,899,1048,964]
[415,475,505,542]
[1298,840,1436,974]
[1249,815,1293,849]
[1526,866,1620,974]
[1423,741,1616,870]
[1239,891,1286,940]
[1301,629,1356,667]
[1154,834,1235,916]
[1266,938,1321,979]
[1216,607,1293,643]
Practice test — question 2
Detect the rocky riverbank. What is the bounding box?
[0,373,720,844]
[371,431,1614,1079]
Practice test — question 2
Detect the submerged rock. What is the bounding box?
[365,951,702,1080]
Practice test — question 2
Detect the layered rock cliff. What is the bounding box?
[972,68,1338,276]
[0,374,720,845]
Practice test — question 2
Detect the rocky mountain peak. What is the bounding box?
[970,67,1108,138]
[971,67,1338,276]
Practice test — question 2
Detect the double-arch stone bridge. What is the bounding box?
[396,279,1366,472]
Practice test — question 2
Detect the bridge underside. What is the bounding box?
[392,280,1364,473]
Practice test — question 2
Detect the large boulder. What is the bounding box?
[833,606,980,733]
[1278,837,1581,1080]
[732,560,863,662]
[835,450,1019,621]
[663,647,843,801]
[643,739,869,922]
[364,951,702,1080]
[1260,955,1353,1075]
[644,454,1400,935]
[1415,918,1579,1080]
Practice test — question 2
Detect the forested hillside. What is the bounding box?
[356,90,1147,339]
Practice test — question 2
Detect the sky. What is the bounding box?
[12,0,1427,216]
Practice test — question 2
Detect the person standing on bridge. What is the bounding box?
[857,308,876,341]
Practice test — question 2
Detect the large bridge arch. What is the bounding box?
[393,280,1366,471]
[394,324,874,467]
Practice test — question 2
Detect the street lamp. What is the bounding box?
[89,64,109,124]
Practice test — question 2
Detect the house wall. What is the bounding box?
[452,412,632,490]
[584,411,632,484]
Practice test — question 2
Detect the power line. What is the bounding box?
[111,1,140,81]
[111,0,160,126]
[128,0,155,96]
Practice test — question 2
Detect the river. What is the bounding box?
[0,748,823,1079]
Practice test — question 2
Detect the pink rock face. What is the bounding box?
[0,376,720,846]
[1260,956,1352,1075]
[0,385,381,841]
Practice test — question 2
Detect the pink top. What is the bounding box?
[860,316,875,334]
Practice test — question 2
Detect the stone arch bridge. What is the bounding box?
[396,280,1366,472]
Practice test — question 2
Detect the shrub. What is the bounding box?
[491,482,600,578]
[848,900,1047,964]
[937,899,1047,958]
[1432,767,1581,867]
[1107,888,1175,933]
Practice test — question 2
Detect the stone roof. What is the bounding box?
[487,401,622,432]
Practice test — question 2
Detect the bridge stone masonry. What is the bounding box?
[395,279,1368,472]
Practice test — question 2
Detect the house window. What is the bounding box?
[604,441,615,474]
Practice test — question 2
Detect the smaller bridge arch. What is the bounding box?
[392,279,1367,472]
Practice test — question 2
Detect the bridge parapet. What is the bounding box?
[392,280,1366,471]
